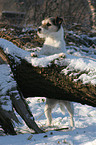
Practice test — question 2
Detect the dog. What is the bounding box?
[31,16,66,56]
[33,17,74,127]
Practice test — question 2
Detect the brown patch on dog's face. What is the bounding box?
[41,17,63,31]
[41,18,53,30]
[37,17,63,38]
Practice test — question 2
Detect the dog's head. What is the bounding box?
[37,17,63,38]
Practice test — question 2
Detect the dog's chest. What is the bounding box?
[41,37,65,55]
[45,37,61,47]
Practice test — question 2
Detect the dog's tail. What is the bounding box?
[59,103,65,115]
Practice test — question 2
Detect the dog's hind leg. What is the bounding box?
[44,104,52,126]
[44,99,57,126]
[59,103,65,115]
[64,101,74,127]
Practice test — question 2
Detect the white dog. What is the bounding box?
[33,17,74,127]
[31,16,66,56]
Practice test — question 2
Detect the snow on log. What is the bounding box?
[0,33,96,134]
[0,47,43,134]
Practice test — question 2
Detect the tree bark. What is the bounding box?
[0,48,43,134]
[10,89,43,133]
[0,109,17,135]
[14,59,96,107]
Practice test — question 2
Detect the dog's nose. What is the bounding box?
[38,28,41,33]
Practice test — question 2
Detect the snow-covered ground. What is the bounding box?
[0,97,96,145]
[0,35,96,145]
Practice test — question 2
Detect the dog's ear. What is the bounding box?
[55,17,63,25]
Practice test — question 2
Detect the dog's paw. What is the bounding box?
[31,52,37,57]
[59,53,66,58]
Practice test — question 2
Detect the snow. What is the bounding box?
[61,53,96,85]
[0,97,96,145]
[0,95,12,111]
[0,38,31,62]
[0,38,63,67]
[31,53,64,67]
[0,36,96,144]
[0,64,17,111]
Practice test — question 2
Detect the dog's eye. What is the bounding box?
[47,23,51,26]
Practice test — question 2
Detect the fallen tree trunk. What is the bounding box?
[10,89,43,134]
[14,59,96,107]
[0,48,43,135]
[0,109,17,135]
[1,42,94,107]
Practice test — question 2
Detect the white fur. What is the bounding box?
[45,99,74,127]
[38,26,66,55]
[33,17,74,127]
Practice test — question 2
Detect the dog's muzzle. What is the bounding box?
[38,28,41,33]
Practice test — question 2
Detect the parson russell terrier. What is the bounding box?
[31,17,74,127]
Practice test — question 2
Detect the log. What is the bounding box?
[14,59,96,107]
[0,41,96,107]
[1,43,94,107]
[0,49,43,134]
[10,88,43,133]
[0,109,17,135]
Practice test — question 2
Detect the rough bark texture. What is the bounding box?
[1,45,95,107]
[0,49,43,135]
[10,89,43,134]
[1,47,96,107]
[14,59,96,107]
[0,109,17,135]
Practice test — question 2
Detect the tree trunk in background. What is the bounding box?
[0,0,95,30]
[88,0,96,29]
